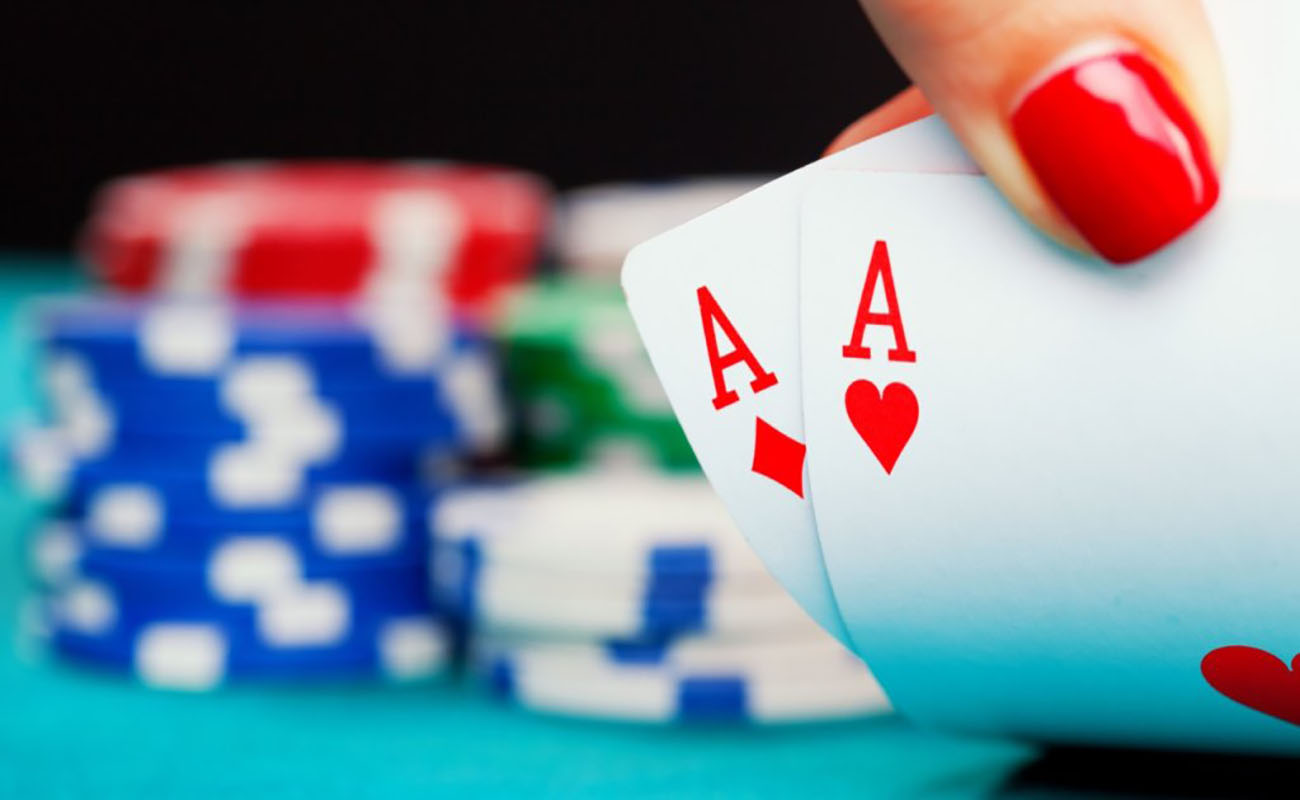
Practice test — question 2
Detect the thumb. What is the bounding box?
[854,0,1228,264]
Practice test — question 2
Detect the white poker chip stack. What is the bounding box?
[430,472,892,724]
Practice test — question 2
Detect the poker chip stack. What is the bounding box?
[83,161,550,309]
[496,279,695,471]
[430,473,890,724]
[15,161,549,690]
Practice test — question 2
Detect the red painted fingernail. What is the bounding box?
[1011,46,1219,264]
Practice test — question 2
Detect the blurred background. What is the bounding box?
[2,0,904,251]
[0,3,1287,797]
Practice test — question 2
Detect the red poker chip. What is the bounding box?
[82,161,551,308]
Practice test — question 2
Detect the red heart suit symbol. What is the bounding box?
[844,379,918,475]
[1202,645,1300,727]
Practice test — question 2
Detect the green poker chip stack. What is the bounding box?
[496,279,696,471]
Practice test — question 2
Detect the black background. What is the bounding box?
[1,0,906,250]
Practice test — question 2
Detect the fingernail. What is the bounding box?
[1010,44,1219,264]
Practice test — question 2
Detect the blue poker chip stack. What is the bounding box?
[17,295,505,689]
[428,472,893,724]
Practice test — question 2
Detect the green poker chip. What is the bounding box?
[496,280,696,470]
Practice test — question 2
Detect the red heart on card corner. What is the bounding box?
[1202,645,1300,727]
[844,379,917,475]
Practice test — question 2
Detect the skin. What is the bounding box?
[827,0,1228,258]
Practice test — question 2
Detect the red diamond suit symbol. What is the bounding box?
[751,416,806,498]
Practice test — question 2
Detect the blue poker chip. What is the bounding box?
[44,478,438,567]
[30,519,432,591]
[68,390,462,451]
[70,445,427,487]
[61,459,438,525]
[48,599,453,687]
[38,531,453,688]
[65,551,432,617]
[10,421,459,511]
[33,296,485,379]
[33,296,508,457]
[72,361,472,416]
[44,357,470,448]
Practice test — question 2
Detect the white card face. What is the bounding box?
[801,170,1300,752]
[622,117,976,644]
[1204,0,1300,199]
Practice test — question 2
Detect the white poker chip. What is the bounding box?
[431,473,767,577]
[434,555,784,613]
[474,631,862,681]
[446,559,817,640]
[488,648,890,724]
[554,177,770,278]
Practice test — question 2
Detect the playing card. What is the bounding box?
[799,166,1300,752]
[622,117,976,644]
[793,0,1300,749]
[1203,0,1300,200]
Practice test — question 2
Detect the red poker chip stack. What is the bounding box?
[81,161,551,310]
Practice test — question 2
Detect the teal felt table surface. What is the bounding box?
[0,257,1036,798]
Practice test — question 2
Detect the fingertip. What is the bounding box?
[824,86,933,156]
[857,0,1229,264]
[1009,45,1222,264]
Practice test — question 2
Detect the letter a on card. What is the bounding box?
[697,286,779,409]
